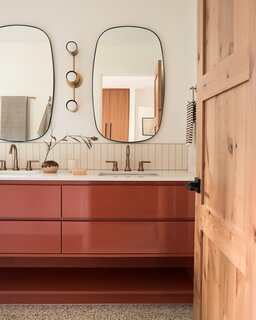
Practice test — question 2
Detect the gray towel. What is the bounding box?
[1,96,28,140]
[37,98,52,136]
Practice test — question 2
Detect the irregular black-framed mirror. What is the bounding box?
[0,25,54,142]
[92,26,164,143]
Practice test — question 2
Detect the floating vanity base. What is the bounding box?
[0,179,194,304]
[0,266,193,304]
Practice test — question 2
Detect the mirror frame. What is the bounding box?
[0,24,55,142]
[92,25,165,143]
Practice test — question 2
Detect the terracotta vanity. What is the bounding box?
[0,171,195,304]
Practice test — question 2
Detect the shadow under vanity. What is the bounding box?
[0,176,194,303]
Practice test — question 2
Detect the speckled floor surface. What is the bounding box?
[0,304,193,320]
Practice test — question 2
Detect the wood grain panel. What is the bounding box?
[198,50,250,101]
[219,0,234,61]
[202,238,237,320]
[62,185,195,219]
[62,221,194,254]
[0,221,61,253]
[203,84,247,229]
[201,206,246,274]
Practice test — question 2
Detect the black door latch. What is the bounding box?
[185,177,201,193]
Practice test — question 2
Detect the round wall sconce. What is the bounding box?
[66,71,82,87]
[66,99,78,112]
[66,41,78,56]
[66,41,82,112]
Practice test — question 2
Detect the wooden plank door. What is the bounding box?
[194,0,256,319]
[102,89,129,141]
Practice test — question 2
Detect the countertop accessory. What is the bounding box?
[72,169,86,175]
[68,159,78,173]
[41,160,59,173]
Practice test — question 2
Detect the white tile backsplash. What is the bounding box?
[0,142,189,171]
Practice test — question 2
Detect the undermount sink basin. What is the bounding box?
[98,171,159,177]
[0,170,41,176]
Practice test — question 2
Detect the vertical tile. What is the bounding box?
[0,143,6,160]
[5,143,12,168]
[54,144,61,167]
[155,144,162,170]
[33,143,40,161]
[134,144,142,170]
[26,143,33,162]
[87,145,95,169]
[94,144,101,170]
[67,143,74,160]
[60,143,67,169]
[114,144,122,169]
[162,144,169,170]
[107,144,115,170]
[101,144,108,169]
[31,143,40,169]
[175,144,183,170]
[168,144,176,170]
[18,143,27,169]
[74,144,81,169]
[121,144,127,170]
[182,144,188,170]
[148,144,156,170]
[40,143,48,164]
[80,144,88,169]
[141,144,150,170]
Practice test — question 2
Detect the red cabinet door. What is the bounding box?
[0,221,61,253]
[62,221,194,254]
[0,185,61,218]
[62,185,195,219]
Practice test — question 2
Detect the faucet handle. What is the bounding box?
[0,160,7,170]
[26,160,39,171]
[138,161,151,172]
[106,160,119,171]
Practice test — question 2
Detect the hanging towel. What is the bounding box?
[186,100,196,144]
[37,97,52,136]
[1,96,28,140]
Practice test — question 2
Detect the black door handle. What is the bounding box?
[185,177,201,193]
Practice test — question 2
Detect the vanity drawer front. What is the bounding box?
[62,185,195,219]
[62,221,194,254]
[0,221,61,253]
[0,185,61,218]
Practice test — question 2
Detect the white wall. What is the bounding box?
[0,0,197,144]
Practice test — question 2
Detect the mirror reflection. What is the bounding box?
[0,25,54,142]
[93,26,164,142]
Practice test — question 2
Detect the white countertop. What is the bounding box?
[0,170,195,182]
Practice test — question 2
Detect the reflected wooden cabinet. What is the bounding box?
[102,89,130,141]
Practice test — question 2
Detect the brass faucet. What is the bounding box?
[124,145,131,171]
[9,144,19,170]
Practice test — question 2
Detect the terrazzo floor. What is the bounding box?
[0,304,193,320]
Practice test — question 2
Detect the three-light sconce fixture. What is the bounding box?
[66,41,82,112]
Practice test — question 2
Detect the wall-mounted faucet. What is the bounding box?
[9,144,19,171]
[125,145,131,171]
